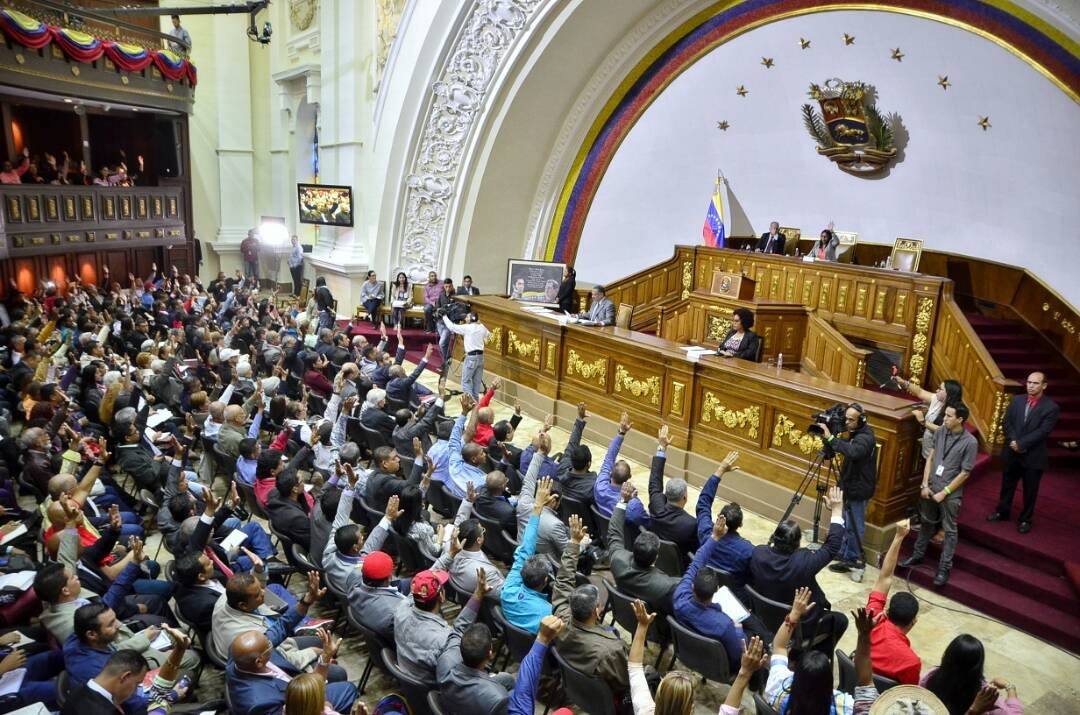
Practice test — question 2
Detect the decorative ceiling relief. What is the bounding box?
[397,0,544,280]
[376,0,406,91]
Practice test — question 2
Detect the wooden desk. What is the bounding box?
[464,296,921,535]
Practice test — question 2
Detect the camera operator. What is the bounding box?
[441,310,490,399]
[816,403,876,578]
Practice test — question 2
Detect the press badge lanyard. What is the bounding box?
[936,433,961,476]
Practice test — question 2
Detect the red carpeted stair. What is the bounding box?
[901,313,1080,654]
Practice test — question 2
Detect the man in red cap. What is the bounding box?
[394,564,490,683]
[344,495,409,641]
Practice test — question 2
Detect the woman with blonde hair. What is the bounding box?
[285,673,328,715]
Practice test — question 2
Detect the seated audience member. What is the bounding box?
[552,514,630,699]
[446,394,488,498]
[716,308,761,361]
[593,412,650,528]
[515,434,568,570]
[629,598,767,715]
[63,603,201,712]
[647,425,699,556]
[696,450,753,596]
[365,440,427,510]
[608,482,679,617]
[750,486,848,654]
[765,587,854,714]
[473,467,518,535]
[445,485,505,598]
[228,630,357,715]
[386,343,435,406]
[393,397,443,459]
[814,228,840,261]
[173,551,227,634]
[455,275,480,296]
[393,566,485,683]
[438,616,565,715]
[517,414,559,480]
[60,649,148,715]
[253,435,314,509]
[864,519,922,685]
[556,402,597,503]
[266,469,315,551]
[425,418,455,487]
[576,284,615,326]
[360,387,396,441]
[921,635,1023,715]
[501,468,556,634]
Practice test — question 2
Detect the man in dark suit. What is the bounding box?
[360,388,396,442]
[266,471,314,550]
[647,425,699,557]
[987,371,1060,533]
[556,402,597,504]
[365,444,427,511]
[455,275,481,296]
[749,486,848,654]
[756,221,786,254]
[62,649,149,715]
[174,551,224,634]
[609,482,679,616]
[474,470,518,534]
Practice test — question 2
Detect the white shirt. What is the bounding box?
[443,316,490,353]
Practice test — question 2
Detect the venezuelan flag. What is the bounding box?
[702,177,725,248]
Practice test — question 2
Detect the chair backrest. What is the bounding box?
[604,580,669,646]
[203,629,229,670]
[381,648,435,715]
[559,496,595,541]
[665,614,731,683]
[836,648,857,693]
[290,542,319,573]
[754,692,780,715]
[744,584,792,634]
[426,690,448,715]
[425,479,456,519]
[211,443,235,473]
[474,513,518,565]
[615,303,633,329]
[235,479,269,521]
[551,646,616,715]
[834,230,858,263]
[890,237,923,272]
[388,527,434,576]
[590,503,612,548]
[491,604,536,664]
[55,669,70,707]
[653,535,686,577]
[360,423,391,450]
[358,495,386,526]
[780,227,801,255]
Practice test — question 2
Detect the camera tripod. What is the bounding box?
[779,449,841,551]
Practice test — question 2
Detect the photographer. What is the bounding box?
[816,403,876,577]
[442,311,490,399]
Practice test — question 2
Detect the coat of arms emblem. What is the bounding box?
[801,79,898,175]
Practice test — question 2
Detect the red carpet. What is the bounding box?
[341,321,446,375]
[901,313,1080,654]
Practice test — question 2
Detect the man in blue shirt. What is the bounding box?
[517,414,558,479]
[672,515,745,668]
[447,394,487,498]
[695,450,754,597]
[592,412,650,528]
[500,454,555,634]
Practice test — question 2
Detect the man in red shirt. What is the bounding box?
[863,518,922,685]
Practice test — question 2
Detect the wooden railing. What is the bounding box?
[803,311,871,387]
[929,290,1021,453]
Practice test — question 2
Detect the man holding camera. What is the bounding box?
[817,404,876,579]
[442,311,490,399]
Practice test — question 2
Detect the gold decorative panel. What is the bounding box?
[681,261,692,299]
[802,280,814,305]
[855,286,868,315]
[908,297,934,385]
[63,196,75,220]
[5,197,20,222]
[45,196,58,221]
[818,280,831,309]
[167,197,178,218]
[152,197,163,219]
[484,326,502,353]
[894,292,907,324]
[700,392,760,438]
[506,330,540,367]
[614,364,660,405]
[545,343,556,373]
[670,381,685,416]
[785,275,797,302]
[874,290,887,321]
[26,197,39,221]
[566,349,606,387]
[103,197,116,220]
[772,414,824,455]
[769,273,780,298]
[706,310,733,342]
[136,197,148,219]
[837,284,848,312]
[120,197,131,219]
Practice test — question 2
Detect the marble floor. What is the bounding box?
[145,360,1080,713]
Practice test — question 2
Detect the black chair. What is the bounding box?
[381,648,435,715]
[347,610,394,695]
[745,585,831,652]
[425,479,456,519]
[203,630,229,670]
[426,691,448,715]
[551,646,616,715]
[55,670,71,707]
[474,513,518,565]
[15,473,46,502]
[388,528,434,576]
[398,455,416,480]
[234,478,270,521]
[835,649,900,694]
[665,614,732,683]
[589,504,612,548]
[558,496,595,541]
[603,580,669,666]
[754,692,779,715]
[357,495,385,526]
[653,535,687,577]
[211,442,236,484]
[386,397,409,415]
[360,423,391,451]
[491,604,536,672]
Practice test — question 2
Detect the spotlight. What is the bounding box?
[247,18,272,45]
[258,217,288,247]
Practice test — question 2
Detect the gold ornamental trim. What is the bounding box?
[772,413,824,455]
[701,392,759,438]
[566,349,606,387]
[681,260,692,299]
[908,296,934,385]
[614,364,660,405]
[507,330,539,367]
[484,326,502,353]
[990,389,1007,445]
[545,343,556,373]
[670,381,685,416]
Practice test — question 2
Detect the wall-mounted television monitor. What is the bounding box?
[297,183,353,227]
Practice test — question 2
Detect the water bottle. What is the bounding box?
[777,353,783,371]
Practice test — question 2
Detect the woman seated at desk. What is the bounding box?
[814,229,840,261]
[717,307,762,361]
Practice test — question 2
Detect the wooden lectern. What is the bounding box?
[710,270,755,300]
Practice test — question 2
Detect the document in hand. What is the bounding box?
[712,585,751,623]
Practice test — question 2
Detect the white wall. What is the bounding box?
[576,10,1080,305]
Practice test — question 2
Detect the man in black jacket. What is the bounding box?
[817,404,877,575]
[556,403,596,504]
[474,469,517,534]
[267,470,314,551]
[365,442,427,511]
[647,425,698,557]
[609,482,679,616]
[756,221,786,254]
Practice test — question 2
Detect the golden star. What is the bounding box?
[977,116,991,131]
[937,75,951,90]
[761,57,774,69]
[843,33,855,45]
[716,120,730,131]
[891,47,904,62]
[799,37,811,49]
[736,85,749,97]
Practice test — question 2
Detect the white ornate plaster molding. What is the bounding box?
[1018,0,1080,41]
[522,0,714,259]
[396,0,545,281]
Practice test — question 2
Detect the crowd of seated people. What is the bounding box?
[1,146,144,187]
[0,267,1029,715]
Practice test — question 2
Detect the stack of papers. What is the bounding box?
[712,586,751,623]
[0,525,28,547]
[147,409,174,428]
[0,571,35,590]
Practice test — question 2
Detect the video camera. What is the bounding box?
[808,402,847,436]
[437,301,473,324]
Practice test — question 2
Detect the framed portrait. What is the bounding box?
[506,259,566,306]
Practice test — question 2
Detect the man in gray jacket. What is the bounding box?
[516,433,569,571]
[608,482,680,616]
[345,494,407,640]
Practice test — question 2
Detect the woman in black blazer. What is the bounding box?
[556,265,577,312]
[717,307,761,361]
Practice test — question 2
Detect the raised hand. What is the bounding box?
[658,424,670,449]
[491,377,502,392]
[568,514,588,544]
[203,487,218,515]
[131,537,146,563]
[851,606,876,638]
[317,627,341,661]
[533,477,553,516]
[577,402,587,420]
[343,462,358,489]
[716,450,739,476]
[466,480,477,504]
[303,571,326,605]
[241,546,264,572]
[618,411,632,435]
[542,413,554,432]
[412,436,423,460]
[473,567,491,599]
[448,529,465,558]
[825,485,843,511]
[162,625,191,651]
[536,615,565,646]
[894,518,911,540]
[619,481,636,504]
[108,504,121,532]
[789,586,815,623]
[459,393,477,413]
[227,481,241,510]
[385,494,404,521]
[739,636,768,674]
[711,514,728,541]
[631,599,655,628]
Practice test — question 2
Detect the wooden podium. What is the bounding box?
[710,270,755,300]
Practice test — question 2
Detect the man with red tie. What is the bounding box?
[987,372,1059,533]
